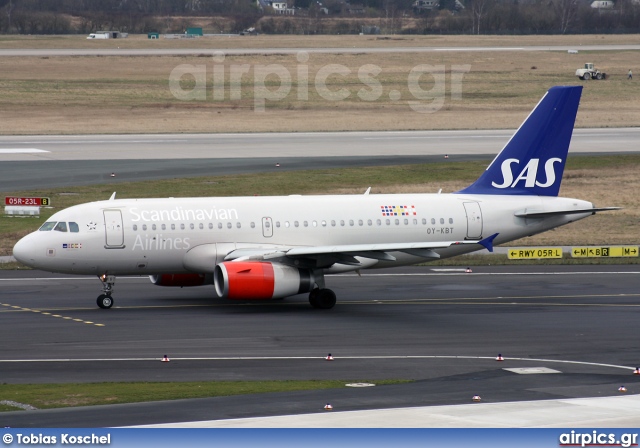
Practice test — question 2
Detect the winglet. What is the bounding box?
[478,233,499,252]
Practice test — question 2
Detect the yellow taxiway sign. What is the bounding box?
[508,248,563,259]
[571,246,639,258]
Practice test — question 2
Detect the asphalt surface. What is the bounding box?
[1,265,639,427]
[1,44,640,57]
[1,128,639,191]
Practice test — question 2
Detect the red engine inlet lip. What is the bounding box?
[214,262,275,300]
[214,262,314,300]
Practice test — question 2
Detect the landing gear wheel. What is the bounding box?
[97,274,116,309]
[309,289,320,308]
[309,288,336,309]
[97,294,113,309]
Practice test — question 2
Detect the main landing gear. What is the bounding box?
[97,274,115,309]
[309,288,336,309]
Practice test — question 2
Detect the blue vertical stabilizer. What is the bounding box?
[458,86,582,196]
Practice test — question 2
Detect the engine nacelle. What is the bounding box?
[150,273,213,287]
[214,262,315,300]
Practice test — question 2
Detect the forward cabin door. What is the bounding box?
[262,217,273,238]
[463,202,483,240]
[104,210,125,248]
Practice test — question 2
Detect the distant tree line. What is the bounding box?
[0,0,639,34]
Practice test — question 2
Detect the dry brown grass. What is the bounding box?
[0,43,639,134]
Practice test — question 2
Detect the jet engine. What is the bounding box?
[150,273,213,287]
[214,262,315,300]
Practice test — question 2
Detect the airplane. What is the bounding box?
[13,85,618,310]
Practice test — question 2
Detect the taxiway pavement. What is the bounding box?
[1,265,639,427]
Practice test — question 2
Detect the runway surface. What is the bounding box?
[1,44,640,57]
[1,265,640,427]
[1,128,638,191]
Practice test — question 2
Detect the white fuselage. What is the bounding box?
[14,193,594,276]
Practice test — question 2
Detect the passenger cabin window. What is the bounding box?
[39,222,57,231]
[54,222,68,232]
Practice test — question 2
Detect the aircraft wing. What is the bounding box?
[224,234,498,267]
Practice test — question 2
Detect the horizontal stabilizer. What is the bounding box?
[514,207,621,218]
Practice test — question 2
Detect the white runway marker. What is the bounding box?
[0,148,49,154]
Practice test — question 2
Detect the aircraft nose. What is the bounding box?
[13,234,37,266]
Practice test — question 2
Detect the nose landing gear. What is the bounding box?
[97,274,115,309]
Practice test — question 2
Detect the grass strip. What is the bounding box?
[0,380,408,411]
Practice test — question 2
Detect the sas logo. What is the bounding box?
[492,157,562,189]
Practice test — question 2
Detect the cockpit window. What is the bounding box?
[54,222,68,232]
[69,222,79,233]
[39,222,56,231]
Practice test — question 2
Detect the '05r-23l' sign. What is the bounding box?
[5,197,50,206]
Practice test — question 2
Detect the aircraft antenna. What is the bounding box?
[109,192,116,201]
